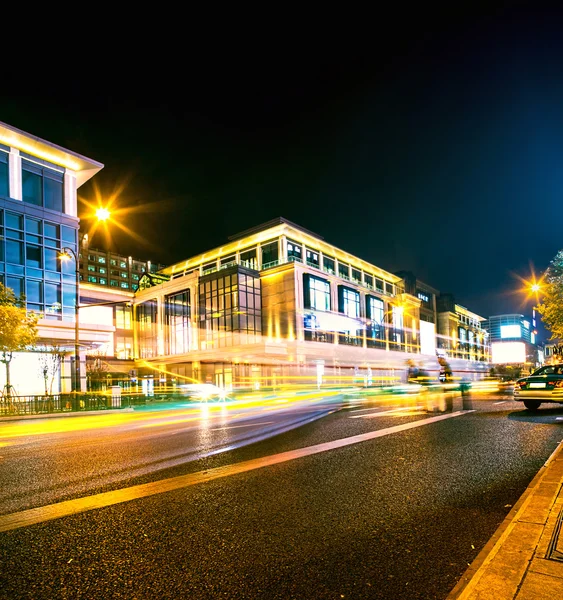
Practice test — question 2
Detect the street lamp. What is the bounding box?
[59,247,80,392]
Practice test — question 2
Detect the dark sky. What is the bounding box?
[1,5,560,332]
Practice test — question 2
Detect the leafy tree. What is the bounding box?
[0,283,39,397]
[535,250,563,340]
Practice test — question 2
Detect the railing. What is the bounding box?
[0,392,126,417]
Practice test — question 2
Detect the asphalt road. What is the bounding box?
[1,392,562,599]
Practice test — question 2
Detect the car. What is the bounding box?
[513,364,563,410]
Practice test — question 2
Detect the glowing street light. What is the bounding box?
[96,207,110,221]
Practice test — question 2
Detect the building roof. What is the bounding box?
[0,120,104,187]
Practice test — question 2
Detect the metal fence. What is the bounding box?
[0,392,127,417]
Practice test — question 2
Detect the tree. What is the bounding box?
[535,250,563,340]
[37,345,65,395]
[0,283,39,397]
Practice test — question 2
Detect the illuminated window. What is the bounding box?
[366,296,385,348]
[116,305,132,329]
[98,256,106,264]
[240,248,257,269]
[165,290,191,354]
[306,248,319,268]
[303,274,330,311]
[88,275,97,283]
[287,240,302,263]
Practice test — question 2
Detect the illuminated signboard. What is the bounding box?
[491,342,526,364]
[420,320,436,356]
[500,324,521,339]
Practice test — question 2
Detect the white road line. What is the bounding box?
[494,401,507,405]
[210,421,275,430]
[0,410,470,533]
[349,406,423,418]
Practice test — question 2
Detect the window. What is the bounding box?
[351,268,361,284]
[119,261,127,268]
[99,278,107,285]
[121,272,128,278]
[364,274,373,289]
[303,275,330,311]
[120,282,129,289]
[366,296,385,348]
[21,156,64,212]
[240,248,257,270]
[88,276,98,283]
[26,244,42,268]
[110,280,119,287]
[323,255,335,275]
[287,240,302,262]
[88,265,96,272]
[98,256,106,264]
[261,241,278,268]
[99,267,106,274]
[116,305,133,329]
[166,290,191,354]
[338,262,350,280]
[338,286,360,318]
[306,248,319,268]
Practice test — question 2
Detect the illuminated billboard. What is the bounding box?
[420,320,436,356]
[500,324,521,339]
[491,342,526,364]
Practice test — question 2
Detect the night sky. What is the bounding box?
[1,6,561,335]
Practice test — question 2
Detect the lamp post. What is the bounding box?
[59,247,80,392]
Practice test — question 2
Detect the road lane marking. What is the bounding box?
[349,406,424,418]
[210,421,275,430]
[494,401,507,405]
[0,410,471,533]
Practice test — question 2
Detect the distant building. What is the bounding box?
[436,293,489,362]
[79,234,166,292]
[481,313,538,366]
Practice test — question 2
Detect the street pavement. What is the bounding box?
[448,434,563,599]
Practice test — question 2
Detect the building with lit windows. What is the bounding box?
[435,294,490,361]
[78,233,166,292]
[482,313,538,366]
[0,120,108,395]
[132,218,490,391]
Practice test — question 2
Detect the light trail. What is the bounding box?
[0,411,470,533]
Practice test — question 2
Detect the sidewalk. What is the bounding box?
[448,438,563,599]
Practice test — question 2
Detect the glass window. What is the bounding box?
[338,262,350,280]
[99,267,106,274]
[62,226,76,244]
[98,256,106,264]
[26,279,42,303]
[116,305,133,329]
[120,282,129,289]
[364,274,373,289]
[340,287,360,318]
[87,265,96,272]
[323,255,335,275]
[6,240,23,264]
[375,278,384,292]
[44,175,63,212]
[21,162,42,206]
[305,275,330,311]
[121,272,128,278]
[26,244,42,268]
[6,213,23,230]
[99,278,107,285]
[306,248,319,268]
[110,280,119,287]
[44,222,59,239]
[287,240,302,262]
[25,218,41,235]
[88,275,97,283]
[45,248,61,272]
[119,261,127,268]
[240,248,257,270]
[351,268,361,283]
[6,276,23,298]
[261,241,278,268]
[386,282,394,295]
[45,282,62,315]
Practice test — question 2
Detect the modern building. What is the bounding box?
[436,293,490,362]
[482,313,539,366]
[131,217,490,392]
[78,233,166,292]
[0,120,107,395]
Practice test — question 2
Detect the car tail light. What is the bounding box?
[516,381,526,389]
[547,381,557,388]
[555,381,563,388]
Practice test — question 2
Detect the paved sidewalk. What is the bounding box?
[448,438,563,599]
